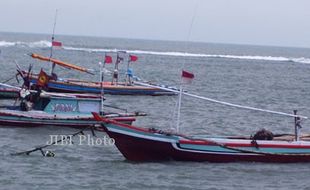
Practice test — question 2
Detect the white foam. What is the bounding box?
[1,40,310,64]
[28,40,51,48]
[0,41,16,47]
[62,46,310,64]
[0,40,51,48]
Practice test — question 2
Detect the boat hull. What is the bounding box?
[0,89,19,99]
[94,115,310,163]
[29,78,176,96]
[0,111,135,128]
[108,130,310,162]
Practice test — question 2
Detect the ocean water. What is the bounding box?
[1,32,310,189]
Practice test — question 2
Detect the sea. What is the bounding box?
[1,32,310,190]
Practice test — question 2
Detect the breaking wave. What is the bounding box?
[0,40,51,48]
[1,40,310,64]
[64,47,310,64]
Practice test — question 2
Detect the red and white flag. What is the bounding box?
[129,55,138,62]
[104,55,113,64]
[182,70,194,84]
[52,40,62,47]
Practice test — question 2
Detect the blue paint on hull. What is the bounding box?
[30,79,175,95]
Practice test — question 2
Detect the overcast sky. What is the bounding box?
[0,0,310,48]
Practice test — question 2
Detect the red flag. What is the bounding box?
[182,70,194,84]
[182,70,194,79]
[52,41,62,47]
[104,55,113,64]
[129,55,138,62]
[37,69,49,87]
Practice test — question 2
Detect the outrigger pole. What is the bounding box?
[134,81,308,120]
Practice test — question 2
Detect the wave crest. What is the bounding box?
[62,46,310,64]
[0,40,51,48]
[1,40,310,64]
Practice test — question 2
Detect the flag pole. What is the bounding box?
[176,80,183,133]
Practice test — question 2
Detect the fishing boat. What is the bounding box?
[20,53,177,96]
[92,77,310,163]
[92,113,310,163]
[0,89,144,128]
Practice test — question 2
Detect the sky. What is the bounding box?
[0,0,310,48]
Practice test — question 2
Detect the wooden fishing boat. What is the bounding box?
[93,113,310,163]
[27,75,178,95]
[92,78,310,163]
[0,90,144,128]
[22,53,177,96]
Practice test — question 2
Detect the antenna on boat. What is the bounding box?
[50,9,58,75]
[50,9,58,59]
[176,0,200,133]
